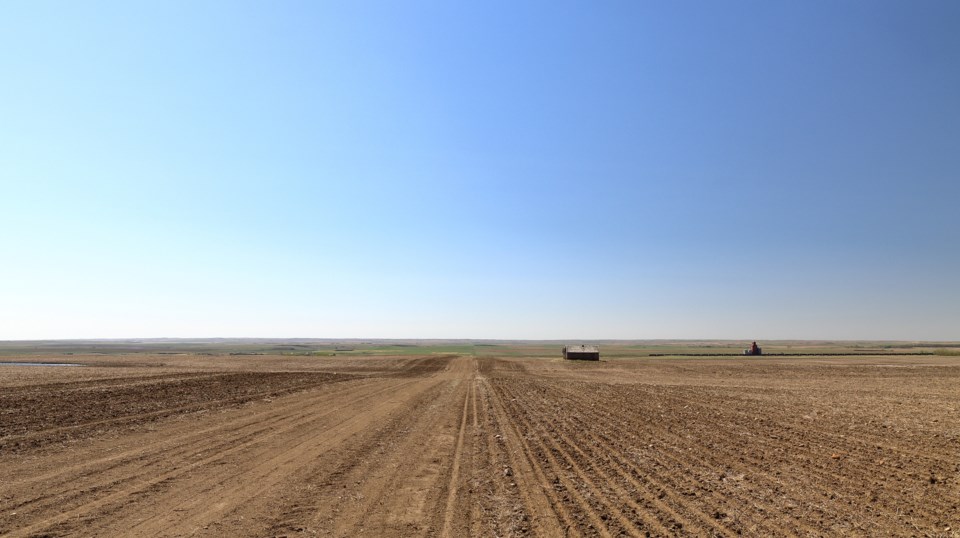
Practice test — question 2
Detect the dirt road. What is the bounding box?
[1,354,958,536]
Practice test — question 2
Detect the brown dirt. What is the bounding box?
[1,354,958,537]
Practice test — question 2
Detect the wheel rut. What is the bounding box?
[2,354,957,537]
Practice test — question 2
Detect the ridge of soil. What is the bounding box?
[1,354,958,537]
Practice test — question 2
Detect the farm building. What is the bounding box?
[563,345,600,361]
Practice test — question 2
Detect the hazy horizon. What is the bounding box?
[1,337,958,344]
[3,2,958,341]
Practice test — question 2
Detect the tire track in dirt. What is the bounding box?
[600,367,960,465]
[538,380,810,535]
[0,377,386,524]
[440,379,473,537]
[0,372,355,452]
[536,380,806,536]
[483,377,571,537]
[572,410,794,536]
[470,376,531,537]
[605,383,958,531]
[497,380,680,537]
[495,378,622,537]
[1,377,423,537]
[1,377,380,489]
[253,378,453,537]
[555,380,883,535]
[306,383,460,536]
[0,372,219,394]
[125,378,438,537]
[3,354,956,537]
[659,384,959,467]
[496,384,632,537]
[544,378,957,536]
[252,355,476,537]
[499,380,741,537]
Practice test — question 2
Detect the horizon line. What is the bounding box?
[1,337,958,344]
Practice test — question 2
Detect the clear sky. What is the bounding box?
[2,1,958,340]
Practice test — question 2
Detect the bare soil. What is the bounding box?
[1,354,958,537]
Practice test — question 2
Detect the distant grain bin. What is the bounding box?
[563,345,600,361]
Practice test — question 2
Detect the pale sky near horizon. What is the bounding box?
[2,1,958,340]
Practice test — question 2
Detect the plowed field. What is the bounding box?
[1,354,958,537]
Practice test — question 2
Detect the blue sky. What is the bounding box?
[2,1,958,340]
